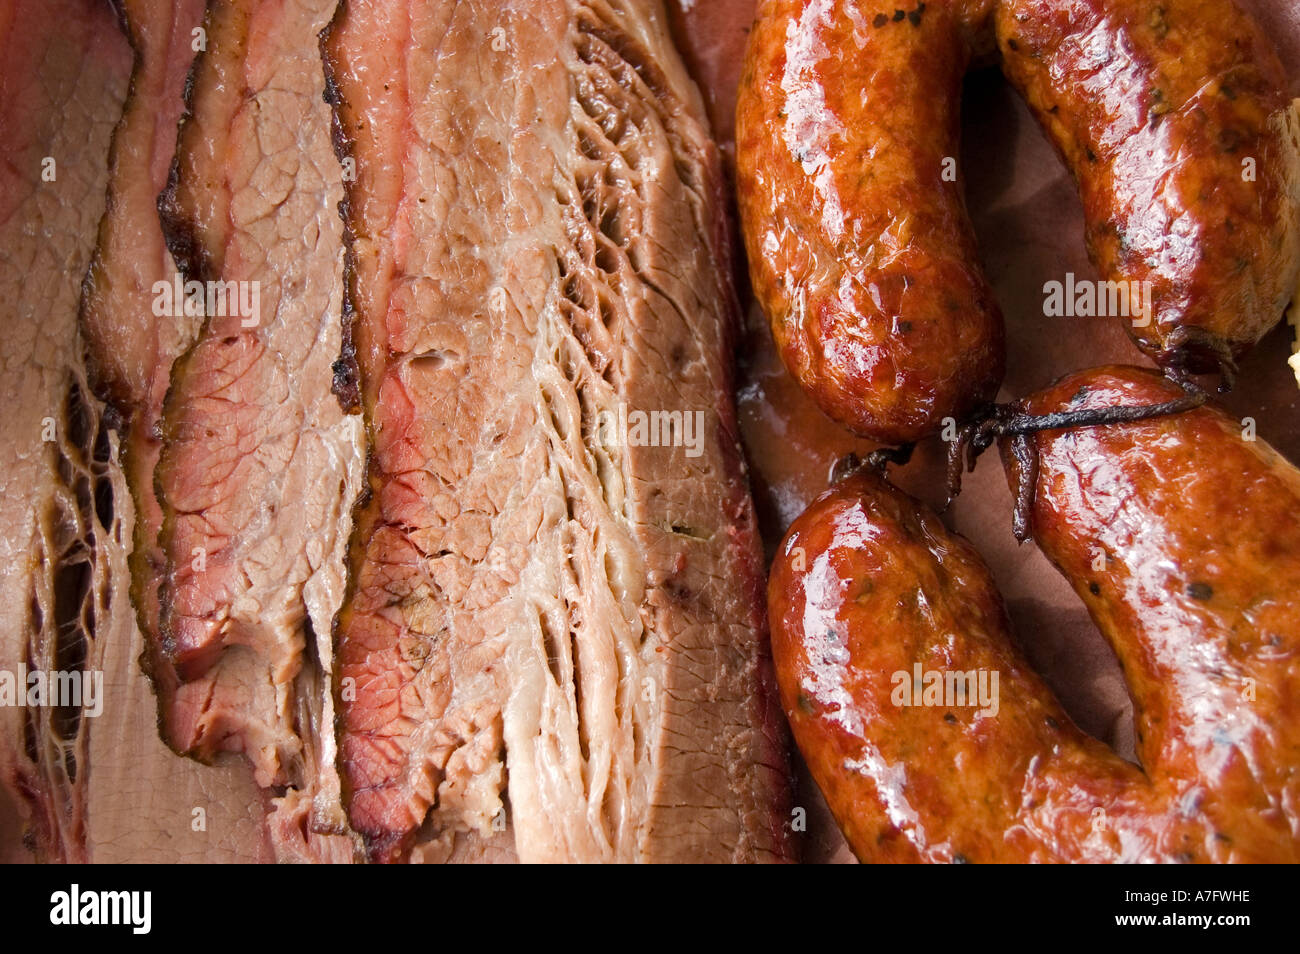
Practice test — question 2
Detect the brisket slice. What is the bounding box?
[0,0,132,861]
[323,0,793,863]
[154,0,364,857]
[81,0,206,688]
[81,403,275,863]
[76,0,282,863]
[0,0,270,863]
[0,0,265,863]
[82,0,208,415]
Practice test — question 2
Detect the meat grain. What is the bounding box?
[323,0,793,862]
[153,0,364,854]
[0,0,133,861]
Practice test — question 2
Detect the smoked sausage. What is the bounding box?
[996,0,1300,377]
[736,0,1005,445]
[767,365,1300,861]
[737,0,1300,443]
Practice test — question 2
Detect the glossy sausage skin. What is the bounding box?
[736,0,1005,445]
[997,0,1300,373]
[768,366,1300,861]
[738,0,1299,443]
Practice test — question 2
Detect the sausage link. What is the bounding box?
[1003,365,1300,851]
[996,0,1300,373]
[739,0,1299,439]
[736,0,1005,445]
[768,366,1300,861]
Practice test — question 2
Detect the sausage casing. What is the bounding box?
[736,0,1005,445]
[768,366,1300,861]
[997,0,1300,371]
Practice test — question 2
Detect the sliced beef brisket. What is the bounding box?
[153,0,363,852]
[323,0,792,863]
[0,0,276,863]
[82,0,208,415]
[81,1,207,693]
[0,0,133,862]
[77,0,278,863]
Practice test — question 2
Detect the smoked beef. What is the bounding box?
[78,0,277,863]
[82,0,206,708]
[0,0,790,864]
[154,0,363,865]
[0,0,272,863]
[323,0,793,862]
[0,0,133,862]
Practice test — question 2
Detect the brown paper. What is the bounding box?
[669,0,1300,863]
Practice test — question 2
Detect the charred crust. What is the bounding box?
[78,0,150,415]
[1154,326,1239,392]
[157,171,210,284]
[78,332,134,416]
[319,8,347,115]
[157,11,217,286]
[320,7,364,415]
[331,241,362,413]
[321,6,389,853]
[331,353,360,411]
